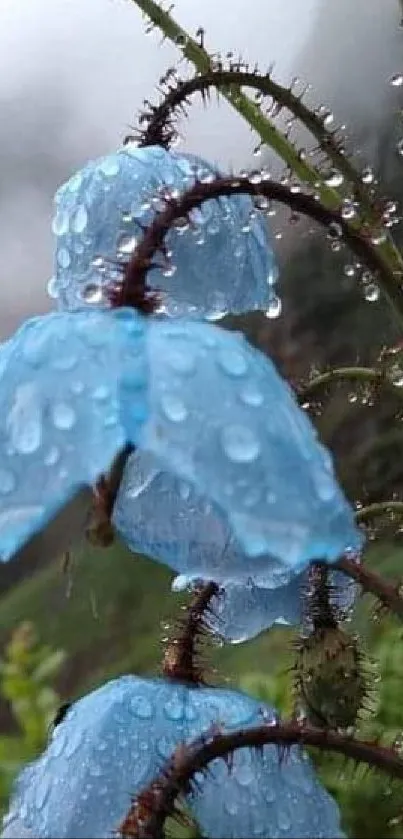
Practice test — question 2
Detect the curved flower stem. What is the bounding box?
[355,501,403,524]
[139,70,375,213]
[118,175,403,326]
[128,0,403,305]
[128,0,341,203]
[336,554,403,620]
[118,722,403,838]
[162,581,219,684]
[299,366,403,402]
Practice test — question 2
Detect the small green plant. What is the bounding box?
[0,622,65,815]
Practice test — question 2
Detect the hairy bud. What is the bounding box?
[295,626,369,730]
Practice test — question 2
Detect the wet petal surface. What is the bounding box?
[2,676,343,839]
[51,145,278,319]
[0,309,146,561]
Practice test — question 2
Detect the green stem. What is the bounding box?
[129,0,403,328]
[355,500,403,523]
[300,366,403,400]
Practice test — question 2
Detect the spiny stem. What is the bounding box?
[336,553,403,620]
[138,69,377,213]
[162,581,219,685]
[128,0,343,202]
[118,175,403,326]
[356,501,403,524]
[128,0,403,312]
[118,722,403,838]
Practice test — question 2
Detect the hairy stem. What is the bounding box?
[118,175,403,325]
[119,721,403,838]
[162,581,219,684]
[337,553,403,620]
[128,0,403,314]
[299,366,403,402]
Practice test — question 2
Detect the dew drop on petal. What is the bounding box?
[221,424,261,463]
[100,157,120,177]
[57,247,71,269]
[81,284,104,305]
[72,205,88,234]
[217,348,248,377]
[129,695,153,719]
[7,383,42,454]
[160,393,188,423]
[51,402,76,431]
[239,382,264,407]
[116,234,137,257]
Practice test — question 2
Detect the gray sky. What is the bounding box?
[0,0,401,337]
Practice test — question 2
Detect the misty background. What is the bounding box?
[0,0,401,338]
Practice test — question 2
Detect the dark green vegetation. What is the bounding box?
[1,539,403,838]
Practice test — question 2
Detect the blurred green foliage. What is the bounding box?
[0,622,65,815]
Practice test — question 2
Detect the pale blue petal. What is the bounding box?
[2,677,343,839]
[126,318,363,578]
[51,144,278,319]
[0,309,146,561]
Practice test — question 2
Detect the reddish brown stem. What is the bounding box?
[119,721,403,838]
[116,176,401,315]
[162,581,219,685]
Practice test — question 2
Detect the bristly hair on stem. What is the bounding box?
[112,174,403,325]
[118,721,403,839]
[132,67,382,218]
[162,581,220,685]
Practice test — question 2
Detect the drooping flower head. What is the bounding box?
[2,675,344,839]
[50,144,278,320]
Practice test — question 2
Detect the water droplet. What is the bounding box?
[160,393,188,423]
[361,166,374,185]
[217,348,248,377]
[344,264,356,277]
[239,382,264,407]
[221,424,260,463]
[364,282,380,302]
[91,256,106,272]
[129,695,153,719]
[389,364,403,387]
[72,205,88,234]
[397,139,403,158]
[7,383,42,454]
[164,695,185,721]
[341,200,356,220]
[323,169,344,188]
[264,295,282,319]
[47,276,59,300]
[162,264,177,278]
[117,234,137,257]
[100,157,120,177]
[81,283,104,304]
[390,73,403,87]
[57,247,71,269]
[0,468,16,494]
[52,211,69,236]
[51,403,76,431]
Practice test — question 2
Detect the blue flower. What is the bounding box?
[0,309,362,584]
[0,308,146,562]
[2,675,344,839]
[113,453,357,642]
[50,144,278,320]
[117,319,363,578]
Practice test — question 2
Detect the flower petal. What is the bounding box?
[0,309,146,561]
[2,677,343,839]
[51,145,278,319]
[126,318,363,578]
